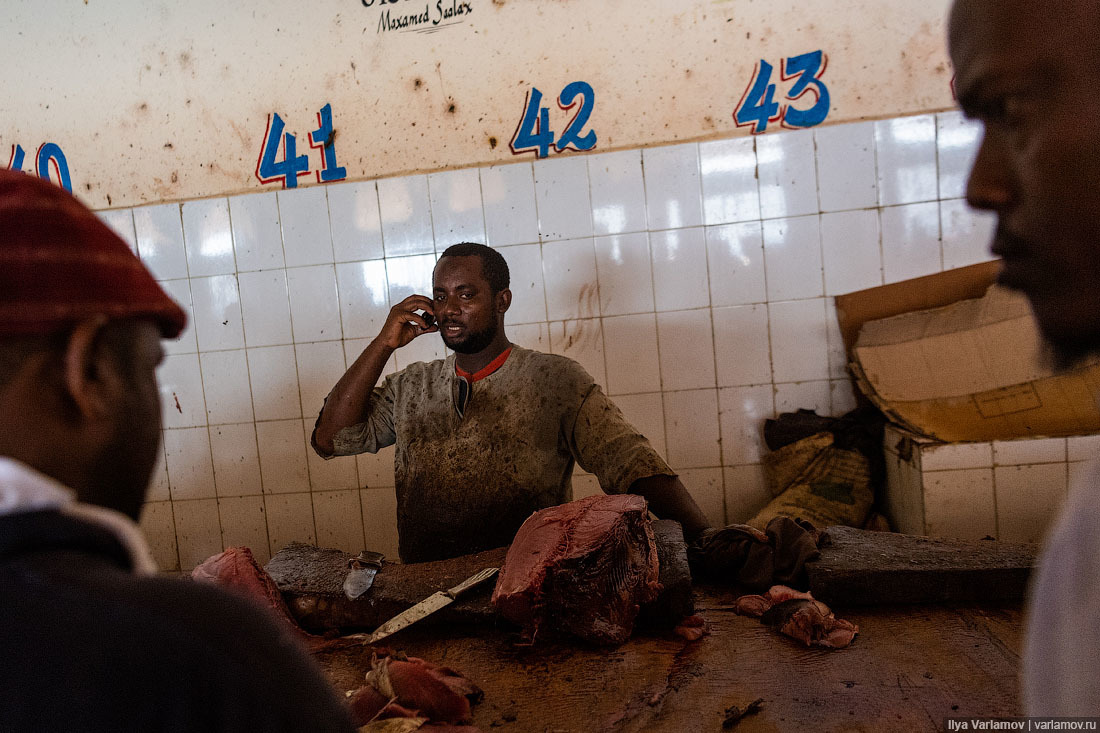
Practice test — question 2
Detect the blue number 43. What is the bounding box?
[734,51,830,134]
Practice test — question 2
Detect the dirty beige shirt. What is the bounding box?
[328,345,673,562]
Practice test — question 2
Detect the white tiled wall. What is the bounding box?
[884,425,1095,544]
[98,111,999,571]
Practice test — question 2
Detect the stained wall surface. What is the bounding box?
[89,111,1001,571]
[3,0,954,208]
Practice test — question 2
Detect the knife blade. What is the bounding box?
[364,566,499,645]
[343,550,385,601]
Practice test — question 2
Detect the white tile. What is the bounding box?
[774,380,832,416]
[700,136,760,225]
[875,115,938,206]
[189,275,245,352]
[814,121,878,212]
[158,279,197,355]
[361,487,400,559]
[651,227,710,312]
[587,149,647,235]
[428,168,485,246]
[163,427,216,500]
[664,388,721,468]
[199,350,253,425]
[97,209,137,252]
[217,495,270,564]
[821,210,882,296]
[278,186,333,267]
[921,441,993,471]
[714,304,771,387]
[393,330,447,370]
[881,203,943,283]
[138,501,179,571]
[134,204,188,280]
[385,254,436,305]
[657,309,716,391]
[995,464,1066,543]
[229,192,284,272]
[542,237,599,321]
[377,174,434,257]
[763,215,823,301]
[1068,435,1100,462]
[327,181,384,263]
[499,243,547,325]
[313,490,366,554]
[614,392,667,459]
[481,162,539,246]
[603,314,661,395]
[265,493,316,555]
[287,265,342,341]
[256,420,310,495]
[147,440,170,502]
[508,322,550,353]
[356,445,396,488]
[295,341,346,419]
[993,437,1067,466]
[937,110,983,200]
[572,474,602,501]
[677,467,725,527]
[173,498,223,570]
[238,270,293,347]
[548,319,606,389]
[724,464,771,524]
[534,155,593,241]
[941,198,997,270]
[157,353,207,429]
[825,298,848,380]
[756,129,818,219]
[209,423,263,497]
[718,385,774,466]
[182,198,235,277]
[342,339,397,381]
[707,221,767,307]
[923,468,996,540]
[1069,461,1093,489]
[247,345,302,421]
[642,143,703,230]
[830,378,859,415]
[768,298,829,383]
[594,232,655,316]
[303,419,360,491]
[336,260,390,340]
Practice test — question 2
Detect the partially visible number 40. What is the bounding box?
[735,50,830,135]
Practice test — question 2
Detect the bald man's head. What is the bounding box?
[950,0,1100,368]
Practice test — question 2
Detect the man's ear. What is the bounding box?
[62,316,116,419]
[496,288,512,314]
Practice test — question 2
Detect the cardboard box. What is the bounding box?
[837,262,1100,443]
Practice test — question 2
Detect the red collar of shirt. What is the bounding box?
[455,346,513,383]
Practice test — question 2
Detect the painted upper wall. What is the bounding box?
[2,0,955,209]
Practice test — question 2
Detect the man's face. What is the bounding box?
[432,255,507,354]
[950,0,1100,368]
[91,321,165,519]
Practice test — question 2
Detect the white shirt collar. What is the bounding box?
[0,456,158,574]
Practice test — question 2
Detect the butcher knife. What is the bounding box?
[343,550,385,600]
[364,566,499,645]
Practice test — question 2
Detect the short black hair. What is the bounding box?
[437,243,510,293]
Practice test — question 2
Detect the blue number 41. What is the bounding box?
[256,113,310,188]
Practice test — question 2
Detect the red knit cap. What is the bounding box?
[0,169,186,338]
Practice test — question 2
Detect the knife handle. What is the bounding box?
[444,567,499,598]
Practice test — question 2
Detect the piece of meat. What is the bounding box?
[492,494,662,645]
[365,655,483,725]
[192,547,309,639]
[672,614,708,641]
[733,585,858,649]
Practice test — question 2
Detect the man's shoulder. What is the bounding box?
[388,354,452,384]
[509,345,595,383]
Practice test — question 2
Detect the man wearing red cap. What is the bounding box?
[0,170,356,732]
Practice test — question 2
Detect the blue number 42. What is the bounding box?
[735,51,830,134]
[510,82,597,158]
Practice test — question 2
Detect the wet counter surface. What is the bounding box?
[314,586,1023,732]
